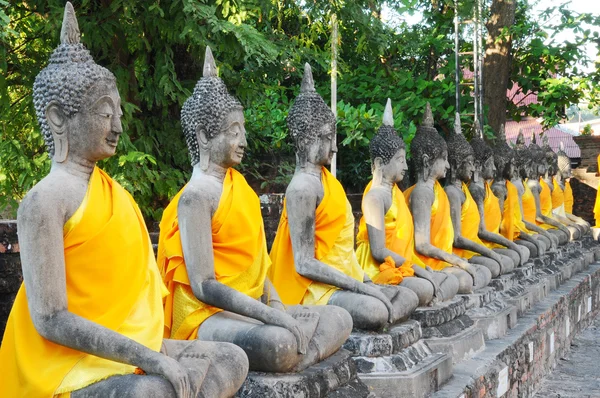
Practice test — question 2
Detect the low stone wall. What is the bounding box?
[432,263,600,398]
[0,221,20,338]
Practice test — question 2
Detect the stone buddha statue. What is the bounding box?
[444,115,515,278]
[541,135,583,238]
[512,131,558,250]
[404,105,491,294]
[487,126,545,258]
[525,134,571,244]
[269,64,419,330]
[157,50,352,373]
[467,123,529,266]
[0,4,248,397]
[556,142,590,231]
[355,99,460,306]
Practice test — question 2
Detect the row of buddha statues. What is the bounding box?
[0,3,591,397]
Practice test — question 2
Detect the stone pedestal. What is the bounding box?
[411,298,485,364]
[343,320,453,398]
[458,287,518,341]
[236,349,371,398]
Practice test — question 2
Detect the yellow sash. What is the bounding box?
[483,181,501,235]
[356,182,418,285]
[452,182,485,259]
[158,169,269,340]
[269,167,363,305]
[522,181,537,224]
[539,179,553,217]
[501,181,528,240]
[0,168,164,397]
[551,178,565,210]
[404,181,454,270]
[564,180,574,214]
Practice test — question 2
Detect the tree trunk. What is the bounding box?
[483,0,516,134]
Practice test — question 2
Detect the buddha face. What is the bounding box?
[502,158,515,180]
[58,79,123,162]
[559,163,572,179]
[456,154,475,182]
[207,109,247,168]
[381,148,408,184]
[537,160,547,177]
[429,150,450,180]
[305,122,337,166]
[481,156,496,180]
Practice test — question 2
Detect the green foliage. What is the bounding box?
[1,0,597,221]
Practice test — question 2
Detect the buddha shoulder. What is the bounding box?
[286,173,324,200]
[179,179,222,215]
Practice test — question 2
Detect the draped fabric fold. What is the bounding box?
[537,179,558,230]
[522,180,537,224]
[564,180,574,214]
[0,168,164,397]
[356,181,418,285]
[501,181,528,241]
[157,168,269,340]
[551,178,565,210]
[404,181,454,270]
[269,167,363,305]
[482,181,502,235]
[452,182,485,259]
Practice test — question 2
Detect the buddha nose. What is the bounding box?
[239,128,248,148]
[112,114,123,135]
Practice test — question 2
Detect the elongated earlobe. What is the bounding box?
[46,102,69,163]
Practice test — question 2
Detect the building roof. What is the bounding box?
[505,118,581,158]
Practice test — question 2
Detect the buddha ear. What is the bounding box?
[197,126,210,171]
[373,157,384,170]
[372,157,384,184]
[46,101,68,163]
[421,153,431,180]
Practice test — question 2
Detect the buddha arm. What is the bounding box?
[528,181,570,235]
[17,191,181,384]
[410,184,468,266]
[286,178,395,318]
[362,189,405,265]
[178,188,300,332]
[472,185,521,254]
[446,185,504,264]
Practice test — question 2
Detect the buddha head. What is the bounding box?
[446,113,475,183]
[181,47,245,170]
[513,130,531,180]
[410,103,449,182]
[287,63,337,167]
[528,134,547,178]
[542,133,559,176]
[470,121,495,181]
[369,99,407,184]
[33,2,121,164]
[492,124,515,181]
[557,142,571,179]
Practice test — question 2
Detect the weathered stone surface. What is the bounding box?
[458,287,497,310]
[410,297,466,327]
[343,320,422,357]
[236,349,370,398]
[466,299,518,340]
[424,321,485,364]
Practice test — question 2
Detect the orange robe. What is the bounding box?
[482,181,502,235]
[452,182,486,259]
[501,181,528,241]
[564,180,574,214]
[551,178,565,210]
[269,167,364,305]
[355,181,418,285]
[0,168,164,397]
[522,180,537,224]
[537,179,558,230]
[158,168,270,340]
[595,155,600,227]
[404,181,454,270]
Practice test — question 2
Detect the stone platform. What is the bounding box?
[430,258,600,398]
[236,349,372,398]
[343,320,453,397]
[411,298,485,364]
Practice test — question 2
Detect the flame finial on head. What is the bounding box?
[203,46,217,78]
[498,124,506,142]
[542,132,550,147]
[382,98,394,127]
[515,129,525,146]
[300,63,315,93]
[474,119,483,139]
[60,2,80,45]
[454,112,462,135]
[560,141,565,152]
[422,102,434,128]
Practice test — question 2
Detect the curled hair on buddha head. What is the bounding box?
[32,1,116,158]
[528,133,546,165]
[181,46,243,166]
[470,119,493,168]
[541,133,559,174]
[492,124,514,177]
[557,142,571,174]
[369,98,405,165]
[446,112,474,172]
[410,102,447,176]
[287,63,336,152]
